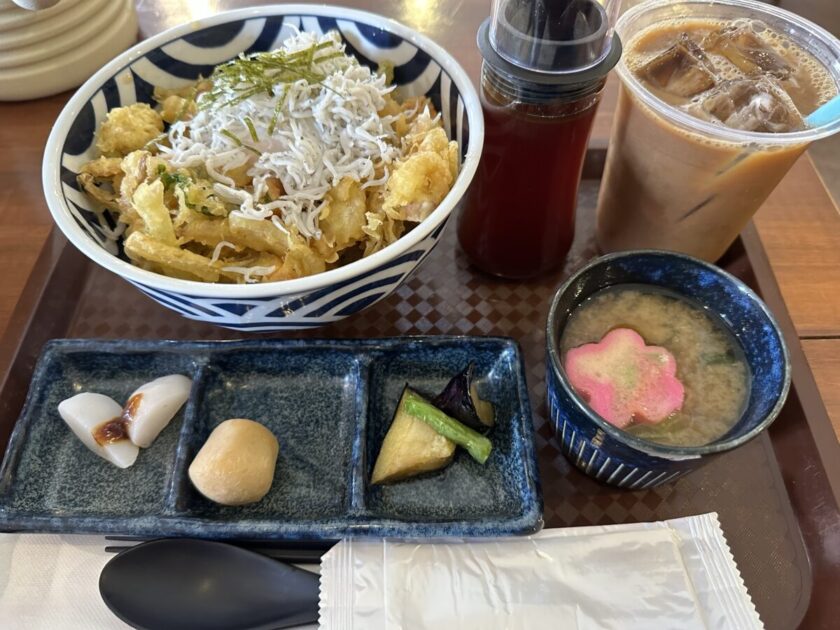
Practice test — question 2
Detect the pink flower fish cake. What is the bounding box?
[563,328,685,429]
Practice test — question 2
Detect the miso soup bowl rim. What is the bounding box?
[615,0,840,145]
[545,249,792,458]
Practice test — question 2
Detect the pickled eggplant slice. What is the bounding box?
[403,391,493,464]
[470,383,496,427]
[371,387,455,485]
[433,363,496,431]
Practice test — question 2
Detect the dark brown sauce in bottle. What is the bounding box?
[458,74,604,278]
[463,1,619,278]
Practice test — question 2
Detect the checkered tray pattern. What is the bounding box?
[64,183,804,627]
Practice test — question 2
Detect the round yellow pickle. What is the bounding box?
[188,418,279,506]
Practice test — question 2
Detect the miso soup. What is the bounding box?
[560,285,750,447]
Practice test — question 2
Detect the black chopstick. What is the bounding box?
[103,536,331,564]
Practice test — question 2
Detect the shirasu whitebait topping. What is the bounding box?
[210,240,237,263]
[158,31,401,239]
[221,264,278,283]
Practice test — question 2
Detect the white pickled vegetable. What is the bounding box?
[123,374,191,448]
[189,419,279,506]
[57,393,139,469]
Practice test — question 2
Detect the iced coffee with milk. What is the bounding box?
[597,0,840,262]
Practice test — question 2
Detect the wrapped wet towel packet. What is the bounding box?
[319,512,761,629]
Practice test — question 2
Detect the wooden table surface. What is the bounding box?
[2,0,840,440]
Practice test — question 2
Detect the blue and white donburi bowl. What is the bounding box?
[545,251,791,489]
[42,5,483,331]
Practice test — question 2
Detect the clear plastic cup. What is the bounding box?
[596,0,840,262]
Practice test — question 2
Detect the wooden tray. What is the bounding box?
[1,150,839,629]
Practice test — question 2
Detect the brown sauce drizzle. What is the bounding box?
[122,393,143,423]
[92,393,143,445]
[92,417,130,445]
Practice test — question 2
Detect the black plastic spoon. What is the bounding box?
[99,538,320,630]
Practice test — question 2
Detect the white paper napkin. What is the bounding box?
[0,535,129,629]
[0,534,319,630]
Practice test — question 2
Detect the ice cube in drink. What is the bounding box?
[640,33,717,98]
[703,20,792,79]
[684,77,804,132]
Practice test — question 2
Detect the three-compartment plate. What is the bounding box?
[0,336,542,539]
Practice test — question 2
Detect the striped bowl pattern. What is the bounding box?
[43,6,483,331]
[547,363,695,489]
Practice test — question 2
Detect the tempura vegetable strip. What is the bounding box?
[132,180,177,245]
[176,212,230,248]
[227,213,291,257]
[124,232,220,282]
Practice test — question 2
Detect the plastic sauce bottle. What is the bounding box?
[458,0,621,278]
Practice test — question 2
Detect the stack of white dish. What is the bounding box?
[0,0,137,101]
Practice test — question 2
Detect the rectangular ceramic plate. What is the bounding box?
[0,337,542,540]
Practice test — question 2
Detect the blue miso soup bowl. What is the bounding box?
[545,250,791,489]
